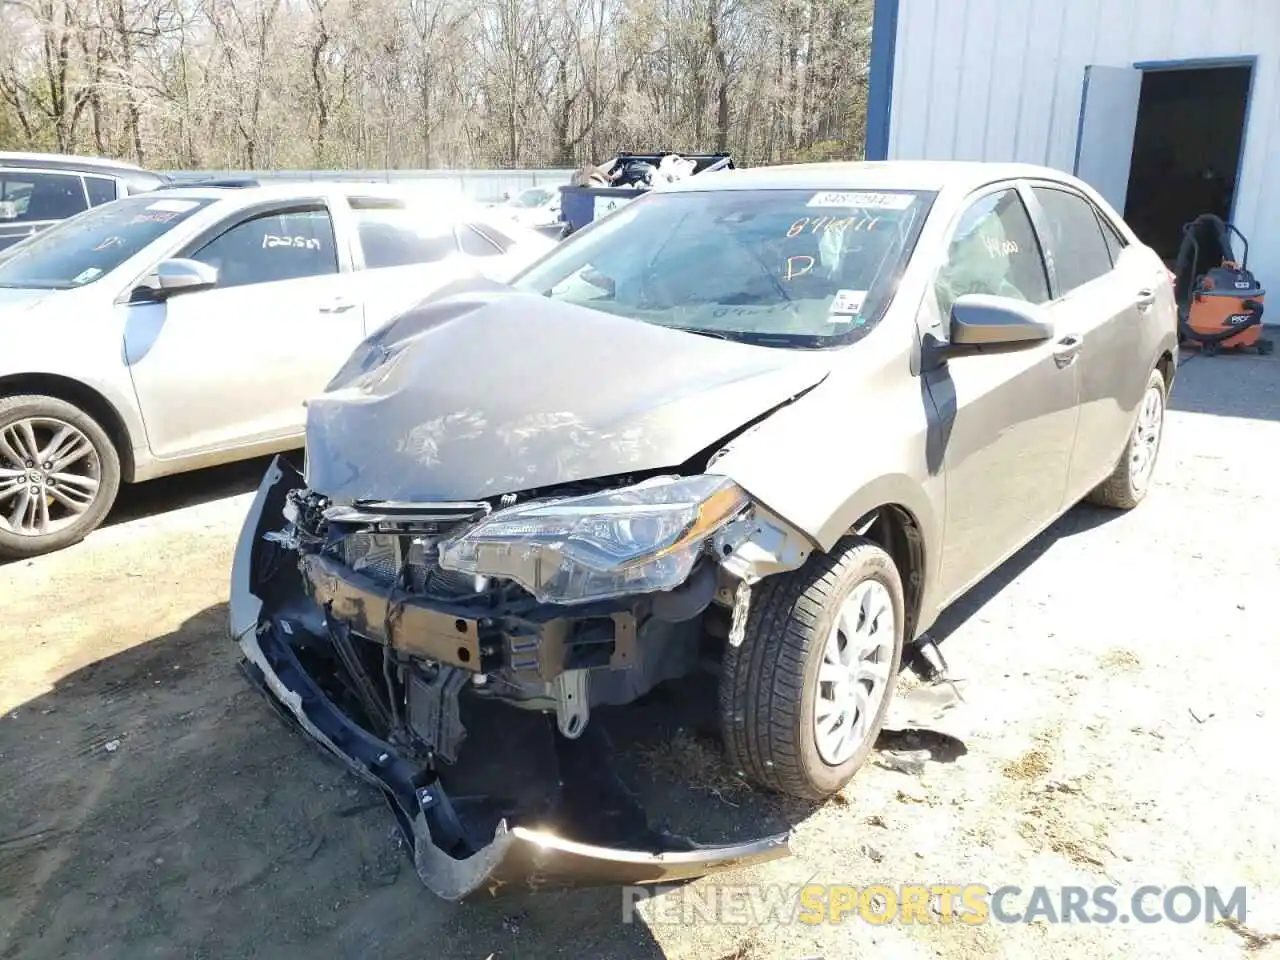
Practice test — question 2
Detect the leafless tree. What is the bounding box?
[0,0,875,168]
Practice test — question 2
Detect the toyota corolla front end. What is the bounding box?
[228,182,936,900]
[227,282,835,899]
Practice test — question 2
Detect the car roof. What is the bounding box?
[659,160,1083,195]
[152,181,524,220]
[0,151,148,173]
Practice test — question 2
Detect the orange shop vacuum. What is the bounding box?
[1172,213,1272,356]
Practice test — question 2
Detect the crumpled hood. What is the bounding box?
[303,280,830,502]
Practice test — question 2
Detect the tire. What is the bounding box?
[0,394,121,560]
[1087,368,1167,510]
[719,537,905,801]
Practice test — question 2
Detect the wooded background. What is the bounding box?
[0,0,875,170]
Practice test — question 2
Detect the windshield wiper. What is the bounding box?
[666,325,736,341]
[665,326,814,349]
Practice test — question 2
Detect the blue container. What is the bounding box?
[557,153,733,235]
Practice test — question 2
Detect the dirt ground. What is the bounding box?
[2,350,1278,960]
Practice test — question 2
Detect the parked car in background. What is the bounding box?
[230,161,1178,899]
[0,152,169,251]
[495,185,561,229]
[0,181,555,559]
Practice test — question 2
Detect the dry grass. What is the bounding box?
[1002,748,1052,781]
[636,728,751,802]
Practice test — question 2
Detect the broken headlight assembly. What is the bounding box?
[437,474,749,605]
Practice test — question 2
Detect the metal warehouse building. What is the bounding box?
[866,0,1280,281]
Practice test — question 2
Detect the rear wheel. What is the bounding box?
[0,395,121,560]
[1087,368,1166,510]
[719,537,904,800]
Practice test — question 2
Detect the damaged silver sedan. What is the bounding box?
[230,162,1177,899]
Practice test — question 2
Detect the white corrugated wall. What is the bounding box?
[886,0,1280,282]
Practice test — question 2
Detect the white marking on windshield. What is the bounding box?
[147,199,200,213]
[806,191,915,210]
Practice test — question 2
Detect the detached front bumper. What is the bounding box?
[229,456,791,901]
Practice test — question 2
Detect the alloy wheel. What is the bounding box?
[0,417,102,537]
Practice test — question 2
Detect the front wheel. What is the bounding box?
[0,395,121,560]
[719,537,905,801]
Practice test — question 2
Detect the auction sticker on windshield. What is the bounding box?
[807,191,915,210]
[830,289,867,316]
[147,199,200,214]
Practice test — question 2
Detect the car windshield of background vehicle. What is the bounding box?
[0,195,214,290]
[512,187,934,348]
[510,188,554,208]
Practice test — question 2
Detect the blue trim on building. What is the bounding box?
[865,0,901,161]
[1071,66,1095,176]
[1130,55,1258,225]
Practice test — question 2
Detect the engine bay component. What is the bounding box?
[407,666,470,763]
[230,457,792,900]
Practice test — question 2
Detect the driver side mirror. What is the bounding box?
[132,258,218,302]
[924,294,1053,367]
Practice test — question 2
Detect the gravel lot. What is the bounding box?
[1,350,1277,960]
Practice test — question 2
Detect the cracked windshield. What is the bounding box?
[514,187,932,346]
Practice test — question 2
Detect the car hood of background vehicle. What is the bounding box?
[0,287,58,313]
[303,280,832,503]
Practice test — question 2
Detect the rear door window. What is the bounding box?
[349,199,458,268]
[0,171,89,223]
[1030,186,1116,295]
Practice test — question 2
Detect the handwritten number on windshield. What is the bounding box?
[786,215,880,238]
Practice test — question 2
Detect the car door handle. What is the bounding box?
[319,297,355,314]
[1053,334,1081,368]
[1136,289,1156,310]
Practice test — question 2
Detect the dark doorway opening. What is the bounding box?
[1123,64,1251,264]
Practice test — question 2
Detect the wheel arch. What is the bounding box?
[794,472,941,645]
[850,503,927,645]
[1155,348,1175,393]
[0,373,137,482]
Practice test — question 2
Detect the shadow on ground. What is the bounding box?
[0,605,674,960]
[1166,348,1280,421]
[0,603,831,960]
[927,501,1119,649]
[104,453,288,528]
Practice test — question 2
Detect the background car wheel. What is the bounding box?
[1087,368,1167,510]
[0,394,121,561]
[719,536,905,801]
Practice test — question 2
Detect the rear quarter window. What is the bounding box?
[1095,210,1128,265]
[84,176,117,207]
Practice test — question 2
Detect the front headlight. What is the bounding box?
[437,475,749,605]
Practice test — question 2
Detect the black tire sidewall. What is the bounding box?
[795,545,905,796]
[0,395,121,559]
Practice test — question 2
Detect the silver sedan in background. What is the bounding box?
[0,182,555,559]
